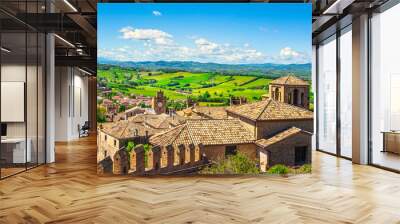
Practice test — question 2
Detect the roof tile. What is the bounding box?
[270,75,309,86]
[226,99,313,121]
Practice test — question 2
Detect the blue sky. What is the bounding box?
[98,3,311,64]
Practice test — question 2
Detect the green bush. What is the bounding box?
[267,164,290,175]
[125,141,135,154]
[297,164,312,173]
[200,153,260,174]
[143,144,151,168]
[97,107,106,123]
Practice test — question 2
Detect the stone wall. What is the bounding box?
[202,143,257,161]
[98,144,206,175]
[260,132,312,167]
[98,142,259,175]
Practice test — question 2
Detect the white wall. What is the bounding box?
[54,67,89,141]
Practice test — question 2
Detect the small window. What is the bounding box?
[295,146,307,166]
[225,145,237,157]
[114,140,117,147]
[104,150,107,157]
[105,135,107,141]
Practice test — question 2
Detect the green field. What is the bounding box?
[98,66,273,106]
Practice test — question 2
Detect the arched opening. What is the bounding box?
[293,89,299,105]
[274,87,280,101]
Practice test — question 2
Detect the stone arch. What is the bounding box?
[293,89,299,105]
[274,87,280,101]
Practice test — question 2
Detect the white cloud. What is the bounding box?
[192,38,266,63]
[194,38,219,53]
[105,27,308,64]
[120,27,173,45]
[152,10,162,16]
[278,47,309,64]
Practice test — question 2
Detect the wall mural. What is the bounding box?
[97,3,313,176]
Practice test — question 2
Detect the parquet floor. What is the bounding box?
[1,135,400,224]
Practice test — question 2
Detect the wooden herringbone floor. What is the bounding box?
[1,136,400,224]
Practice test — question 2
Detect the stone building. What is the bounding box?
[151,90,167,114]
[255,127,312,172]
[267,75,310,109]
[230,96,247,105]
[124,107,152,120]
[149,119,256,161]
[226,99,314,169]
[97,113,186,163]
[99,98,315,173]
[226,99,314,139]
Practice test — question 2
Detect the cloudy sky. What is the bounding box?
[98,4,311,64]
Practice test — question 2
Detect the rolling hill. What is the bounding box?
[97,59,311,80]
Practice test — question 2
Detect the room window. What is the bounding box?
[114,140,117,147]
[370,4,400,171]
[317,35,337,154]
[339,26,352,158]
[225,145,237,157]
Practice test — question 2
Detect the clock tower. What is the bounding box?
[152,90,167,114]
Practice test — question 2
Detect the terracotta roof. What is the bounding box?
[255,127,311,148]
[193,106,228,119]
[176,106,228,119]
[125,107,145,114]
[226,99,313,121]
[128,114,186,129]
[270,75,309,86]
[150,119,255,147]
[101,120,159,139]
[102,114,188,139]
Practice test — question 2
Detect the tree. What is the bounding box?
[203,91,211,99]
[118,104,126,113]
[97,106,107,123]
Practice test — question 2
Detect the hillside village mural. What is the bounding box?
[97,3,313,175]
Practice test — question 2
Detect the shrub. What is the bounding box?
[125,141,135,154]
[143,144,151,168]
[200,152,260,174]
[97,106,106,123]
[267,164,289,175]
[297,164,312,173]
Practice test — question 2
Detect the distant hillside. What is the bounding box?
[98,59,311,80]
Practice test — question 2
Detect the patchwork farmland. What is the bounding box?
[98,66,273,106]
